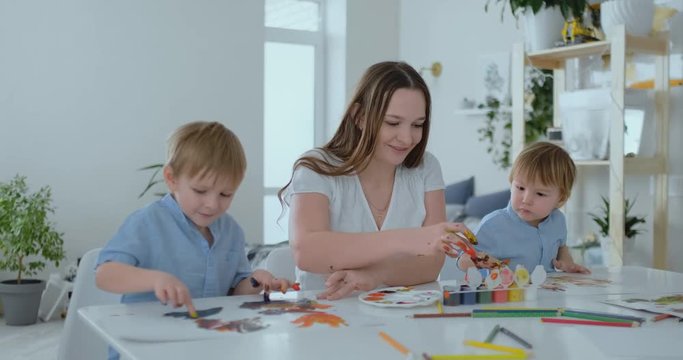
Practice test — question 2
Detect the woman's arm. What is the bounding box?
[291,189,462,281]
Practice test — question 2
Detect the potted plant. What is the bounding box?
[0,175,65,325]
[486,0,587,21]
[477,68,553,170]
[588,196,646,265]
[589,196,646,239]
[486,0,588,51]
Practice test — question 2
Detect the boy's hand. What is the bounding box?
[553,259,591,274]
[152,271,197,316]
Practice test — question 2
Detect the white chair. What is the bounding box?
[58,248,121,360]
[263,246,296,282]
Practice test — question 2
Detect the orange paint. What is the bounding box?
[292,312,348,328]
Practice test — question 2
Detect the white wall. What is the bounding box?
[0,1,265,279]
[400,0,523,193]
[325,0,400,140]
[399,0,683,271]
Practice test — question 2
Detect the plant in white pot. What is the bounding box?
[486,0,588,50]
[588,196,646,266]
[0,175,65,325]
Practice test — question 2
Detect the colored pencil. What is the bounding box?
[652,313,673,322]
[481,307,558,311]
[437,300,444,314]
[431,354,527,360]
[411,312,471,318]
[499,327,532,349]
[541,317,640,328]
[378,331,411,355]
[484,324,500,343]
[561,308,645,323]
[562,313,635,324]
[422,353,433,360]
[474,309,560,314]
[472,311,558,318]
[464,340,526,355]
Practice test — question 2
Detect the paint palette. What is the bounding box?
[359,287,441,308]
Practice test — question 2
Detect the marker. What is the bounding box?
[499,327,532,349]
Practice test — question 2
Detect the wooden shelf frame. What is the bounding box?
[511,25,670,269]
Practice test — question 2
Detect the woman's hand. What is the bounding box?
[317,269,380,301]
[432,222,476,258]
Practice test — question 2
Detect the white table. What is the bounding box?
[79,266,683,360]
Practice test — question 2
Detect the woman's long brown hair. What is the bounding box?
[278,61,432,207]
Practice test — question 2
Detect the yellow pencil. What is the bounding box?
[379,331,411,355]
[431,353,527,360]
[464,340,526,355]
[437,300,444,314]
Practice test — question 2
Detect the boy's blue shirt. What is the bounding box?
[474,201,566,273]
[97,194,253,304]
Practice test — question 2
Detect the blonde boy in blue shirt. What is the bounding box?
[97,121,290,315]
[458,142,590,274]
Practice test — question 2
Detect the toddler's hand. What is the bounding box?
[553,259,591,274]
[152,271,196,315]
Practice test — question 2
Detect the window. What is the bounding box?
[263,0,325,244]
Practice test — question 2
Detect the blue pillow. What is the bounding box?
[464,189,510,218]
[445,176,474,205]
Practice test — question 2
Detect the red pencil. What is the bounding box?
[541,317,639,328]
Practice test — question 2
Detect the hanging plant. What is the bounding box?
[477,68,554,170]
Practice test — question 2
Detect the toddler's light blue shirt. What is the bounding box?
[474,201,566,273]
[97,194,253,304]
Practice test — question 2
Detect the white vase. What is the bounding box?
[600,0,655,40]
[523,6,565,52]
[599,235,624,267]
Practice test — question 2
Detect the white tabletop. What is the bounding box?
[79,266,683,360]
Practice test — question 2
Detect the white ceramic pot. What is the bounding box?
[601,0,655,39]
[523,6,565,51]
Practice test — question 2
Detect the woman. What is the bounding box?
[279,61,471,300]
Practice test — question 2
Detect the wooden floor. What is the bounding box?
[0,317,63,360]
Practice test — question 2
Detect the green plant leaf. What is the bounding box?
[0,175,65,281]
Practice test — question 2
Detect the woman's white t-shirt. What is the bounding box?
[285,149,445,290]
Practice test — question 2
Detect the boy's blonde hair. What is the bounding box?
[166,121,246,183]
[509,142,576,204]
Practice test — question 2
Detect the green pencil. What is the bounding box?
[472,311,559,318]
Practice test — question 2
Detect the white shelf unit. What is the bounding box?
[510,25,670,268]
